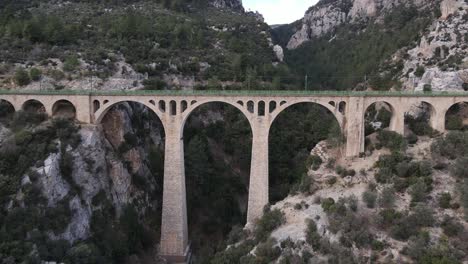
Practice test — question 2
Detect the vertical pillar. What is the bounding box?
[431,108,446,133]
[76,95,92,124]
[247,117,270,224]
[345,97,365,157]
[389,107,405,135]
[160,116,189,262]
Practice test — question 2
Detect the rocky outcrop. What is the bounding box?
[394,0,468,91]
[209,0,244,12]
[286,0,436,49]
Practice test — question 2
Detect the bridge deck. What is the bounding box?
[0,89,467,97]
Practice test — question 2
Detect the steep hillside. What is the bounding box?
[274,0,467,91]
[0,0,293,91]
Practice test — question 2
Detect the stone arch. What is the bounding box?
[445,101,468,131]
[22,99,46,113]
[247,101,254,113]
[180,99,254,230]
[170,100,177,116]
[364,101,396,135]
[93,100,101,113]
[181,100,188,113]
[0,99,15,120]
[271,100,344,129]
[269,101,277,113]
[404,101,437,135]
[159,100,166,113]
[258,101,266,116]
[338,101,346,114]
[52,100,77,119]
[181,99,254,138]
[94,99,164,127]
[268,101,343,203]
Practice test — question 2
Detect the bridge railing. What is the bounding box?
[0,89,467,97]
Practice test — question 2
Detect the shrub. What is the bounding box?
[321,198,335,212]
[15,68,31,86]
[438,192,452,209]
[143,78,167,90]
[441,216,463,237]
[306,155,322,171]
[255,238,281,263]
[423,84,432,92]
[377,130,406,151]
[414,66,425,77]
[254,209,285,241]
[63,56,80,72]
[363,190,377,208]
[305,219,321,250]
[30,68,42,81]
[409,179,428,204]
[378,186,396,208]
[450,157,468,179]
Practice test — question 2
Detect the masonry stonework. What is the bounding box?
[1,92,467,263]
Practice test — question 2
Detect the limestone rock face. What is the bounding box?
[440,0,464,19]
[273,45,284,62]
[209,0,244,12]
[286,0,435,49]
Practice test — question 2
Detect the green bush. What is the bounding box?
[143,78,167,90]
[321,198,336,212]
[306,155,323,171]
[450,157,468,179]
[15,68,31,86]
[63,56,80,72]
[363,190,377,208]
[377,130,406,152]
[438,192,452,209]
[254,208,285,242]
[305,219,321,250]
[378,186,396,208]
[30,68,42,81]
[441,216,463,237]
[414,66,425,77]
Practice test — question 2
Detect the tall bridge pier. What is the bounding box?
[1,90,467,262]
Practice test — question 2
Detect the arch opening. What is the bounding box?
[181,100,188,113]
[329,101,336,107]
[364,102,395,136]
[52,100,76,120]
[0,100,15,124]
[258,101,265,116]
[247,101,254,113]
[445,102,468,131]
[404,102,437,138]
[170,101,177,116]
[98,100,166,245]
[269,101,277,113]
[22,99,46,114]
[159,101,166,113]
[182,102,252,259]
[93,100,101,113]
[338,101,346,114]
[269,102,342,203]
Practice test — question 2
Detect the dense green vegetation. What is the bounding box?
[281,5,436,90]
[0,0,301,90]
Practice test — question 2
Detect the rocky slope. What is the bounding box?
[277,0,467,91]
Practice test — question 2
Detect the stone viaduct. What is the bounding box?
[0,90,467,262]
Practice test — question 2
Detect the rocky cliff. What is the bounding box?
[286,0,438,49]
[209,0,244,12]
